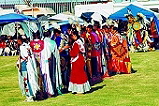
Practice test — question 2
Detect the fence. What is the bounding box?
[0,0,98,14]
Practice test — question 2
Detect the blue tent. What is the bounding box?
[109,4,159,35]
[109,4,155,20]
[0,13,36,24]
[0,13,37,38]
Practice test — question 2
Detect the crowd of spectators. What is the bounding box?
[0,36,19,56]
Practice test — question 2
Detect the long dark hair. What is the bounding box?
[87,24,95,32]
[70,31,80,39]
[21,36,28,43]
[69,30,80,45]
[33,30,40,39]
[43,30,51,38]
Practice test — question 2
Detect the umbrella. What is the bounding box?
[80,12,106,23]
[68,17,84,25]
[49,13,75,21]
[80,12,94,23]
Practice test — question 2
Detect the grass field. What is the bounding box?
[0,51,159,106]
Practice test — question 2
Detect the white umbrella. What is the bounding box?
[91,12,103,22]
[49,13,75,21]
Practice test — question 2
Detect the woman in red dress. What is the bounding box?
[68,31,91,94]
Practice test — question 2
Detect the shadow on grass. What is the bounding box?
[61,88,70,94]
[131,68,137,74]
[86,84,106,94]
[89,77,103,86]
[109,68,137,76]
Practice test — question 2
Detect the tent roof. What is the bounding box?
[49,13,75,21]
[22,7,56,17]
[109,4,155,20]
[0,13,36,24]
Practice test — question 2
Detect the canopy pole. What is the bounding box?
[27,21,32,40]
[16,22,19,41]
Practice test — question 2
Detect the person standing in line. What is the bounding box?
[30,31,48,100]
[80,26,93,80]
[51,29,70,93]
[17,35,39,102]
[109,26,132,74]
[94,24,109,78]
[68,31,91,95]
[86,25,102,84]
[40,30,62,97]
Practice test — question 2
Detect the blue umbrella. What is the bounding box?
[80,12,94,22]
[80,12,106,23]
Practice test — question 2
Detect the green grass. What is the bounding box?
[0,51,159,106]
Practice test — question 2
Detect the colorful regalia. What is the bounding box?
[110,31,132,74]
[18,42,39,101]
[102,30,113,75]
[96,28,109,78]
[101,29,110,77]
[126,13,152,52]
[68,38,91,93]
[30,39,46,100]
[40,37,62,96]
[52,34,70,89]
[88,31,102,80]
